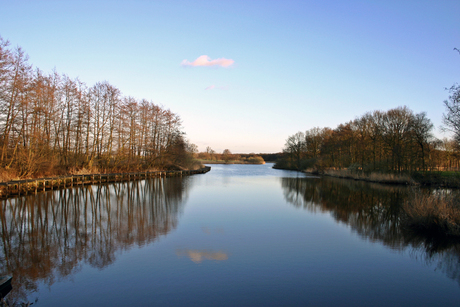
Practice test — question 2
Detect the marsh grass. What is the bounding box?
[323,169,415,185]
[411,171,460,188]
[197,159,265,165]
[403,191,460,237]
[68,166,98,175]
[0,169,19,183]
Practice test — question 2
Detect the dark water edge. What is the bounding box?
[0,167,210,199]
[276,163,460,188]
[1,163,460,306]
[281,175,460,270]
[0,177,190,304]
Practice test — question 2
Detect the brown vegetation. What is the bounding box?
[275,106,460,185]
[277,53,460,182]
[403,190,460,236]
[0,36,199,181]
[323,169,415,185]
[196,147,265,164]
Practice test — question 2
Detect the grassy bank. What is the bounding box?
[321,170,460,237]
[0,166,211,199]
[276,163,460,237]
[321,169,415,185]
[0,159,204,183]
[197,158,265,165]
[306,169,460,188]
[411,171,460,188]
[403,190,460,237]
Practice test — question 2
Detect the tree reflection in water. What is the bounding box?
[0,177,189,303]
[281,176,460,286]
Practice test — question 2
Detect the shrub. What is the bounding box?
[247,156,265,164]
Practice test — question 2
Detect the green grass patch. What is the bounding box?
[411,171,460,188]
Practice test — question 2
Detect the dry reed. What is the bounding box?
[403,191,460,236]
[0,169,19,183]
[323,169,414,185]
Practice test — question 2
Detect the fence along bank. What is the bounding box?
[0,167,211,199]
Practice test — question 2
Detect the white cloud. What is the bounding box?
[181,55,234,67]
[205,85,229,90]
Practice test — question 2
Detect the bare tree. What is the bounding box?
[0,36,197,180]
[283,132,306,170]
[442,84,460,145]
[206,146,215,160]
[410,112,434,171]
[222,149,232,163]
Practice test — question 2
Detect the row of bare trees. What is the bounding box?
[195,147,265,164]
[277,106,460,173]
[0,37,194,179]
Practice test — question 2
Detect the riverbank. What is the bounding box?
[403,190,460,237]
[320,169,460,238]
[0,167,211,199]
[321,169,415,185]
[410,171,460,188]
[274,165,460,237]
[198,159,265,165]
[319,169,460,188]
[274,165,460,188]
[314,169,460,237]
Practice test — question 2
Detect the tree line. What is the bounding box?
[276,106,460,173]
[0,37,197,181]
[278,49,460,174]
[196,147,265,164]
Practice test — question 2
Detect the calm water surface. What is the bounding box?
[1,163,460,306]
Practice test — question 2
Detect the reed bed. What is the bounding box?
[403,191,460,237]
[323,169,415,185]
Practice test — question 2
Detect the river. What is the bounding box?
[1,163,460,306]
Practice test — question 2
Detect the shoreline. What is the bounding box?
[0,167,211,199]
[274,166,460,188]
[319,170,414,186]
[198,160,265,165]
[274,165,460,237]
[320,170,460,188]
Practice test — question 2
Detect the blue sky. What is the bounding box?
[1,0,459,153]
